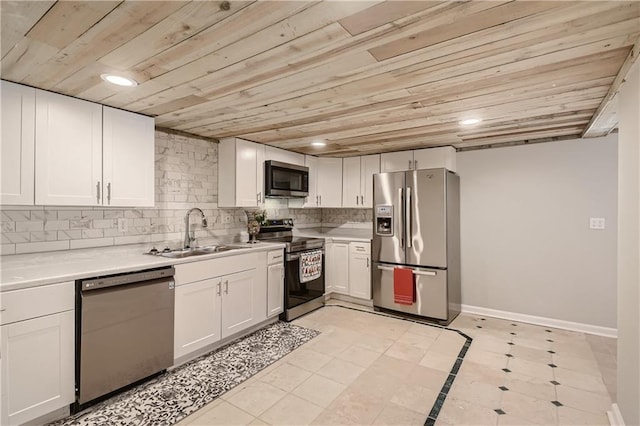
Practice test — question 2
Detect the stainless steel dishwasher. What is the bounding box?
[75,267,175,410]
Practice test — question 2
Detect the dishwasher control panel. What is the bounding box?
[80,266,175,291]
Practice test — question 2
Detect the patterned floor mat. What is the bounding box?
[49,322,320,426]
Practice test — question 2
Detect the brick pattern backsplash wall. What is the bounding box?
[0,130,322,255]
[321,208,373,227]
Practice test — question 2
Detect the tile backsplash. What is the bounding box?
[0,129,369,256]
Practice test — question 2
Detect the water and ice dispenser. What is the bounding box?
[375,205,393,236]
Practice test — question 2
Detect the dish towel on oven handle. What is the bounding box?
[299,249,322,283]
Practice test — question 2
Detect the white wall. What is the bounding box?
[457,135,618,329]
[616,61,640,426]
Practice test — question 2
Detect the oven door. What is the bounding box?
[284,250,325,310]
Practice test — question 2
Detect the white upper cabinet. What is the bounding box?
[381,146,456,172]
[103,107,155,207]
[218,137,265,207]
[412,146,456,171]
[342,157,361,208]
[342,154,379,208]
[265,145,304,166]
[360,154,380,208]
[24,86,155,207]
[35,90,103,206]
[380,150,413,173]
[303,155,319,208]
[1,81,35,205]
[317,157,342,207]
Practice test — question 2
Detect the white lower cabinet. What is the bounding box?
[326,240,371,300]
[266,249,285,317]
[0,282,75,426]
[220,269,258,337]
[348,242,371,299]
[326,241,349,295]
[174,277,222,359]
[173,252,268,361]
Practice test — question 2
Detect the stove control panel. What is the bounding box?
[262,218,294,228]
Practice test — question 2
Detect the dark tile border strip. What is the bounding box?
[322,304,472,425]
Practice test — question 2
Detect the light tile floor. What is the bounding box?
[177,301,616,425]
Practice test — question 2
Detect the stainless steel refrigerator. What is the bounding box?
[372,168,460,324]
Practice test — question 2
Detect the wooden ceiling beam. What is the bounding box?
[582,34,640,137]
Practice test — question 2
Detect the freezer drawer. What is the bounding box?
[372,262,448,320]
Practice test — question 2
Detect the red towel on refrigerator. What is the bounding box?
[393,267,414,305]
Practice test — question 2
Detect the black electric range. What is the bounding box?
[257,219,325,321]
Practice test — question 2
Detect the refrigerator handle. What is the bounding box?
[398,187,404,248]
[405,187,412,248]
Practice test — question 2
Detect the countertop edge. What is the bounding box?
[1,242,286,292]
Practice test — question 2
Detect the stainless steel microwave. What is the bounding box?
[264,160,309,198]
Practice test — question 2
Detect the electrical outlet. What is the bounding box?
[589,217,605,230]
[117,218,128,232]
[224,215,232,224]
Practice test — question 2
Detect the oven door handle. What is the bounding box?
[285,250,324,262]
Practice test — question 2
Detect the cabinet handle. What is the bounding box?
[408,160,412,170]
[316,195,319,206]
[272,254,283,261]
[0,308,6,312]
[356,195,359,206]
[217,282,222,296]
[356,246,365,251]
[224,280,229,294]
[319,195,322,205]
[366,258,369,268]
[96,181,101,204]
[107,182,112,204]
[414,160,418,169]
[257,192,262,203]
[360,195,364,205]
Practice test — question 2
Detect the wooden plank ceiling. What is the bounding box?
[2,1,639,156]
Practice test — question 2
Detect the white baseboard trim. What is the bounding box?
[460,304,617,338]
[607,403,625,426]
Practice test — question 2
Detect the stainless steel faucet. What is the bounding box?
[183,208,208,249]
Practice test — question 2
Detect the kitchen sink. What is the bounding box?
[158,245,240,258]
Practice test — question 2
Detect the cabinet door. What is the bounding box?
[103,107,155,207]
[265,145,305,166]
[235,139,260,207]
[221,269,257,338]
[349,243,371,299]
[342,157,361,208]
[267,262,284,317]
[174,278,222,359]
[1,81,35,205]
[303,155,319,207]
[317,157,343,207]
[412,146,456,171]
[330,242,349,294]
[1,311,74,426]
[35,90,102,206]
[360,154,380,208]
[380,151,413,172]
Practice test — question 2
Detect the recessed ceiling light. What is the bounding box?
[459,118,481,125]
[311,140,326,147]
[101,73,138,87]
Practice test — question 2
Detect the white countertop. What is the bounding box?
[0,242,285,292]
[295,226,372,242]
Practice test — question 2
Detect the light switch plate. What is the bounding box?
[589,217,605,230]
